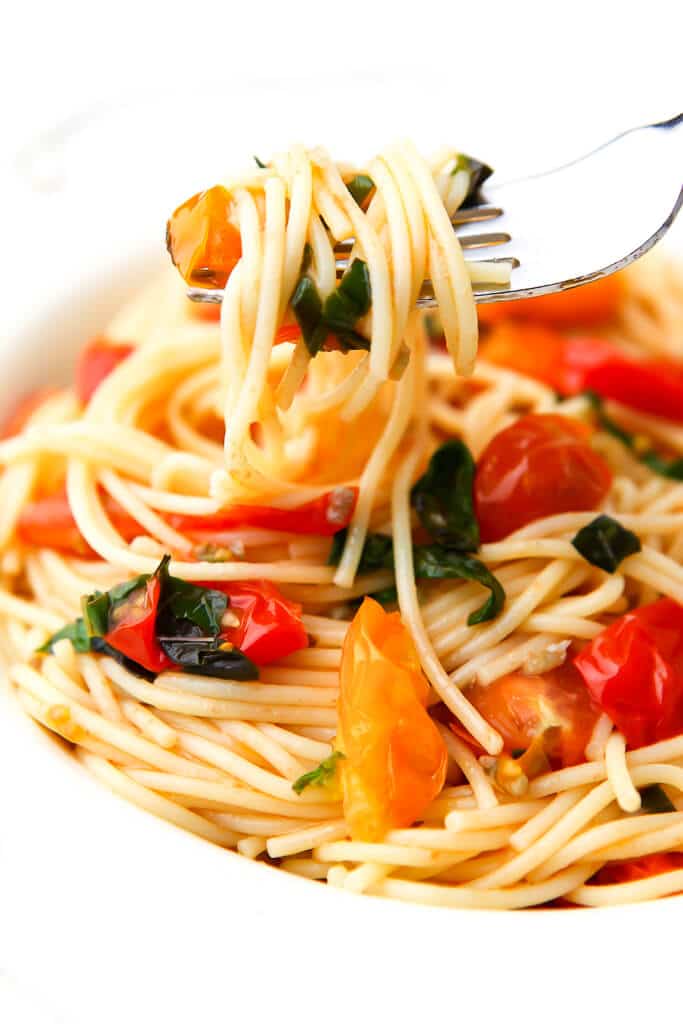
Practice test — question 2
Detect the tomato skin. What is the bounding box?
[482,325,683,423]
[0,388,58,439]
[207,580,308,665]
[591,853,683,886]
[478,274,622,327]
[104,576,173,674]
[474,413,612,543]
[574,599,683,749]
[462,663,600,768]
[75,337,135,404]
[166,185,242,289]
[16,488,141,557]
[171,487,358,539]
[337,598,447,841]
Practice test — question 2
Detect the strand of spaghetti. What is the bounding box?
[605,731,641,812]
[78,653,125,723]
[77,751,238,846]
[119,698,178,748]
[391,436,502,755]
[438,726,498,809]
[445,799,551,833]
[98,468,192,553]
[568,869,683,907]
[508,789,591,853]
[334,352,414,588]
[585,713,614,761]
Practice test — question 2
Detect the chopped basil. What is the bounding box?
[571,514,641,573]
[412,545,505,624]
[640,784,676,814]
[291,259,372,357]
[156,556,227,636]
[581,391,683,480]
[368,584,398,606]
[254,155,267,168]
[640,451,683,480]
[452,153,494,207]
[292,751,345,795]
[411,440,479,552]
[39,618,90,654]
[300,241,313,276]
[158,636,258,680]
[346,174,374,207]
[582,390,636,448]
[329,531,505,624]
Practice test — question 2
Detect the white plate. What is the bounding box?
[1,81,681,1024]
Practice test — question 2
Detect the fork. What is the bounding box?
[186,113,682,309]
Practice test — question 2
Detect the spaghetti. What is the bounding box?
[2,143,683,910]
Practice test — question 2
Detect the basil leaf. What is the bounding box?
[254,155,267,168]
[156,556,227,636]
[412,545,505,624]
[411,440,479,551]
[582,390,636,449]
[89,636,157,681]
[292,751,345,795]
[640,784,676,814]
[323,259,372,330]
[291,276,325,357]
[328,529,394,573]
[368,585,398,606]
[571,514,641,573]
[452,153,494,207]
[82,590,111,637]
[640,451,683,480]
[300,241,313,276]
[346,174,374,207]
[158,636,258,680]
[39,618,91,654]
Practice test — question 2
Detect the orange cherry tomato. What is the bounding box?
[591,853,683,886]
[166,185,242,289]
[0,388,58,439]
[462,663,600,769]
[75,337,135,404]
[337,598,447,841]
[474,413,612,542]
[478,273,623,327]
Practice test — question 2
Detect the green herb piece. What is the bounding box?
[369,585,398,606]
[582,390,636,448]
[640,784,676,814]
[451,153,494,207]
[292,751,345,795]
[158,636,258,680]
[254,155,267,168]
[328,529,394,573]
[300,241,313,275]
[346,174,374,207]
[291,276,325,357]
[411,440,479,551]
[640,451,683,480]
[322,258,372,347]
[571,514,641,573]
[156,556,227,636]
[412,545,505,624]
[39,618,91,654]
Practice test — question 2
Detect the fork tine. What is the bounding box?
[456,231,511,249]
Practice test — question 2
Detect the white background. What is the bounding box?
[0,3,681,1023]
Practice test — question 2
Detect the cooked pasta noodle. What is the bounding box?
[3,142,683,910]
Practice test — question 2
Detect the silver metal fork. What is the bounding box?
[186,113,682,309]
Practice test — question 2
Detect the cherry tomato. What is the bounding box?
[0,388,58,439]
[75,337,135,404]
[478,273,623,327]
[337,597,447,841]
[591,853,683,886]
[462,663,600,768]
[482,325,683,423]
[16,487,142,557]
[104,574,173,674]
[474,413,612,542]
[207,580,308,665]
[170,487,358,540]
[166,185,242,289]
[574,599,683,749]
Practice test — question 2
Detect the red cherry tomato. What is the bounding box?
[338,598,447,840]
[208,580,308,665]
[474,413,612,542]
[0,388,58,439]
[16,487,142,557]
[482,324,683,423]
[104,575,173,674]
[591,853,683,886]
[462,662,600,768]
[170,487,358,540]
[75,337,135,404]
[574,599,683,749]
